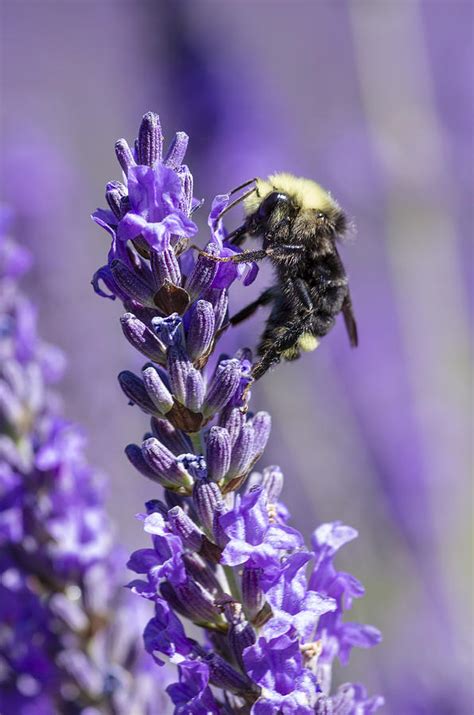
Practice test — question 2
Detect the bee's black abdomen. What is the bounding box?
[311,312,336,337]
[231,182,357,378]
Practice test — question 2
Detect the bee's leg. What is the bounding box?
[226,224,249,247]
[252,281,315,380]
[294,278,313,312]
[266,243,304,255]
[226,249,268,263]
[192,247,268,264]
[230,288,274,326]
[252,316,314,380]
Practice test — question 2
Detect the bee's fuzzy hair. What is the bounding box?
[244,172,339,216]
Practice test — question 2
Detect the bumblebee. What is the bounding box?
[202,173,358,380]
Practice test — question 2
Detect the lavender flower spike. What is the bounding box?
[0,212,169,713]
[92,113,383,713]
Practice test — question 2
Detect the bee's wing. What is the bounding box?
[333,244,358,347]
[342,291,358,347]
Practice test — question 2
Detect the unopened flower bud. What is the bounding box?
[242,567,265,619]
[164,131,189,169]
[114,138,136,173]
[137,111,163,166]
[111,260,155,307]
[141,437,192,489]
[142,365,173,414]
[185,246,219,300]
[206,426,231,482]
[118,371,156,414]
[120,313,165,363]
[150,247,181,288]
[193,476,224,533]
[167,345,204,411]
[186,300,215,362]
[203,359,241,416]
[168,506,203,551]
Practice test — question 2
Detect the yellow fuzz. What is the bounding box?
[244,172,337,215]
[298,333,319,352]
[281,333,319,360]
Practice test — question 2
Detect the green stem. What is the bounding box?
[190,431,203,454]
[223,564,241,602]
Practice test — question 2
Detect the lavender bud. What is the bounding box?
[126,443,166,483]
[0,435,27,472]
[182,552,222,596]
[114,138,136,173]
[193,476,224,533]
[152,313,183,347]
[168,345,205,411]
[49,593,88,632]
[242,567,265,618]
[56,650,102,696]
[0,383,23,428]
[150,416,192,454]
[164,132,189,168]
[203,359,241,416]
[177,165,194,215]
[219,406,246,447]
[150,247,181,288]
[206,653,253,694]
[141,437,193,488]
[184,370,205,413]
[160,581,193,620]
[168,506,203,551]
[1,360,24,397]
[250,411,271,458]
[105,181,127,219]
[185,245,219,300]
[206,426,231,482]
[262,465,284,503]
[144,499,168,517]
[120,193,131,215]
[25,364,43,414]
[174,579,220,623]
[186,300,215,362]
[142,365,174,414]
[137,111,162,166]
[227,424,255,481]
[228,619,256,672]
[207,288,229,332]
[110,260,155,307]
[120,313,165,363]
[212,504,229,549]
[118,371,156,414]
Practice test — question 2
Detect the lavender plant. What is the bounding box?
[0,210,169,713]
[92,112,384,714]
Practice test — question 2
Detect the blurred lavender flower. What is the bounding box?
[92,113,383,713]
[0,209,170,713]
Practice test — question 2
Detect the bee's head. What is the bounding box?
[244,173,347,238]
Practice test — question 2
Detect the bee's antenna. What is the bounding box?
[216,187,257,223]
[229,178,257,195]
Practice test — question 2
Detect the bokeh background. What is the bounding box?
[1,1,472,712]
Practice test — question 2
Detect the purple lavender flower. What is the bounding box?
[0,217,170,713]
[93,112,383,713]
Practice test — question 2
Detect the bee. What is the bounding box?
[200,173,358,380]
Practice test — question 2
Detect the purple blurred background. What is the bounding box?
[1,1,472,712]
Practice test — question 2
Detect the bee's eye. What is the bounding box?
[316,211,327,220]
[258,192,290,221]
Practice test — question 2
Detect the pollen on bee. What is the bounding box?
[298,333,319,352]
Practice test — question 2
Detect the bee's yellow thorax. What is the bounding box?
[244,173,335,215]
